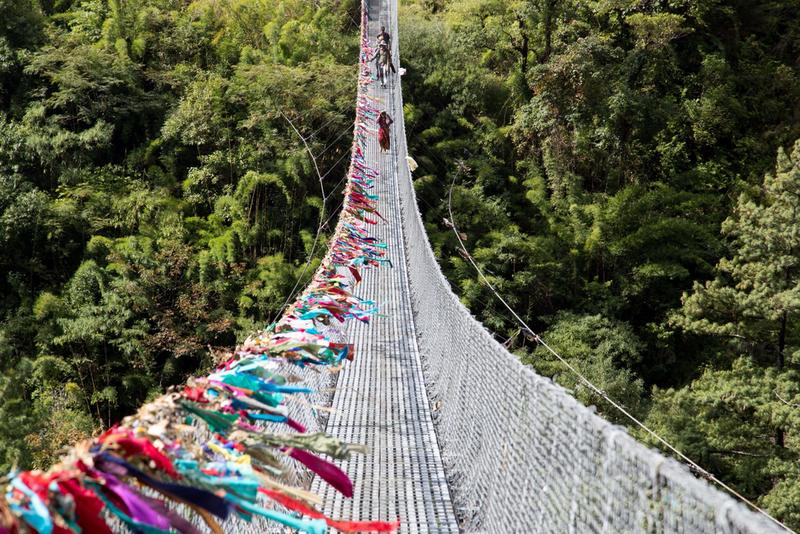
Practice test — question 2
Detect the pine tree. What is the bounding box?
[675,140,800,371]
[658,141,800,523]
[676,140,800,449]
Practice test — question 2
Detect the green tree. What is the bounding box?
[674,141,800,371]
[399,0,800,521]
[659,141,800,525]
[524,312,645,424]
[0,0,360,470]
[0,0,44,108]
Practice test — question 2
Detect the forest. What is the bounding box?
[1,0,799,528]
[0,0,361,468]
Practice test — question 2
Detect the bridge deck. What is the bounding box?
[309,1,458,532]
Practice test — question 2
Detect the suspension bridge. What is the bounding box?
[0,1,790,533]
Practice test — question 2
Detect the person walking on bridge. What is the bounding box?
[377,26,391,47]
[370,42,393,87]
[370,43,392,87]
[378,111,393,152]
[377,27,397,78]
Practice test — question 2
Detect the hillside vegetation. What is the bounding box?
[0,0,359,469]
[399,0,800,526]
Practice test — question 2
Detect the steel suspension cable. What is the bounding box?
[267,110,331,325]
[266,74,359,323]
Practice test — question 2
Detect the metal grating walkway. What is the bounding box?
[309,1,458,532]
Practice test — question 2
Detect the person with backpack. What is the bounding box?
[370,42,393,87]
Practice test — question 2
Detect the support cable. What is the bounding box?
[445,176,794,534]
[267,110,331,325]
[262,44,362,325]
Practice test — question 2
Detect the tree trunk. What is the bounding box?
[775,310,787,449]
[776,428,785,448]
[542,0,555,63]
[521,33,529,76]
[778,310,787,370]
[517,15,529,76]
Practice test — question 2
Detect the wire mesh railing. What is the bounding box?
[386,0,786,531]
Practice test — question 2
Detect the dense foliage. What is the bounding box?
[399,0,800,526]
[0,0,359,470]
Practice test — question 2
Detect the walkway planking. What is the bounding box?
[309,1,459,532]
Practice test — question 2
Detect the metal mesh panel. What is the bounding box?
[383,0,785,531]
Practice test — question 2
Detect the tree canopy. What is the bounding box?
[0,0,359,470]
